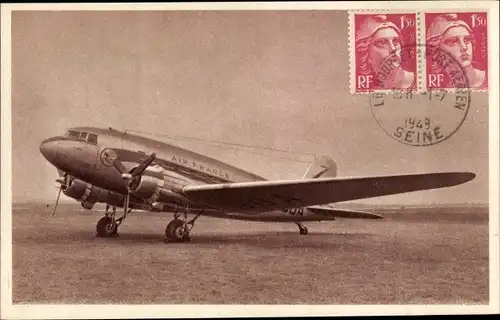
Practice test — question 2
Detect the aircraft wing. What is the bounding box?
[182,172,475,212]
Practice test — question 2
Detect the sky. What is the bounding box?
[10,10,489,205]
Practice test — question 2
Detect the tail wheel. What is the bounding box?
[299,225,308,235]
[165,219,190,242]
[96,216,118,237]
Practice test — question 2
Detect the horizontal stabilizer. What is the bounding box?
[307,205,383,219]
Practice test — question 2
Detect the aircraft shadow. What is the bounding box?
[14,230,163,245]
[14,230,374,250]
[188,231,374,250]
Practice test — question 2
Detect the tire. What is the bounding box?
[96,216,118,237]
[165,219,187,242]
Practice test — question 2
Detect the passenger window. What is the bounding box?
[79,132,88,140]
[87,133,98,144]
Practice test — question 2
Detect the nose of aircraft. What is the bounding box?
[39,138,59,163]
[39,135,99,176]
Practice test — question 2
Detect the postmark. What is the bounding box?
[424,12,488,91]
[349,12,418,94]
[370,44,471,147]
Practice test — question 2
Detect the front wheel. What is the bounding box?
[165,219,189,242]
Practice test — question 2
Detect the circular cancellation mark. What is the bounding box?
[369,44,471,147]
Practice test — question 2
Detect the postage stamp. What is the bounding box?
[424,12,488,91]
[349,12,418,94]
[349,11,489,94]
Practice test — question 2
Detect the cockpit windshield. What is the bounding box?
[65,130,98,145]
[67,130,80,138]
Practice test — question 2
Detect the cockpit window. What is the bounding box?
[67,130,80,138]
[65,130,98,145]
[87,133,98,144]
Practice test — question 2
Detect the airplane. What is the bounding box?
[39,126,476,243]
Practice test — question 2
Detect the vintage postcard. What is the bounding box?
[1,2,498,319]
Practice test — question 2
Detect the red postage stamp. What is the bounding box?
[350,13,418,94]
[424,12,488,90]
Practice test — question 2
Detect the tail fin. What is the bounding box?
[302,155,337,179]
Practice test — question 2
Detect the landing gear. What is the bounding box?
[96,204,129,237]
[164,206,202,243]
[96,216,118,237]
[296,222,308,235]
[96,151,154,238]
[165,219,190,242]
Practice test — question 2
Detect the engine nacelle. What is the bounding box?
[63,178,125,208]
[81,201,95,210]
[129,166,165,204]
[62,179,88,200]
[62,166,190,210]
[128,166,192,206]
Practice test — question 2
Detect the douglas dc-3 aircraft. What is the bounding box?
[39,126,476,242]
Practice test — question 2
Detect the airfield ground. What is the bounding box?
[12,204,488,304]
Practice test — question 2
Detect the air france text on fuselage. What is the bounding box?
[171,156,230,180]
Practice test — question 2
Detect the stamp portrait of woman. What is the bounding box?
[426,13,487,89]
[355,15,416,90]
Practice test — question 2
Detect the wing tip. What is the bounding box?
[449,171,476,185]
[465,172,476,181]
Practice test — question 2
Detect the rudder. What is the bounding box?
[302,155,337,179]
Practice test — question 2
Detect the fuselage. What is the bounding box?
[42,126,265,181]
[39,127,327,221]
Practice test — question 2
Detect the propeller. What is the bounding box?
[52,186,62,216]
[111,152,156,219]
[52,172,69,216]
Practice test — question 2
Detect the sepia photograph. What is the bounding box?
[1,2,499,319]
